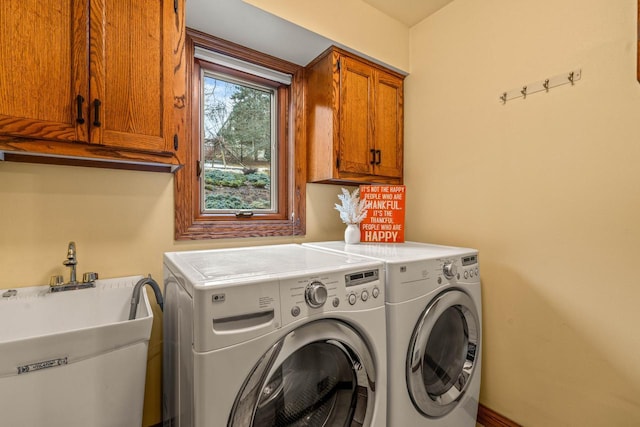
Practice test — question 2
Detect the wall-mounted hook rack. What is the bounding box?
[499,69,581,104]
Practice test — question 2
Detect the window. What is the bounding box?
[200,67,278,214]
[174,29,306,239]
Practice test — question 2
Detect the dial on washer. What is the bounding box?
[443,262,458,279]
[305,281,328,308]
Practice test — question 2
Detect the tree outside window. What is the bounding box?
[201,74,276,212]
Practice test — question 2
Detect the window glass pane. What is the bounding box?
[201,72,276,213]
[422,306,468,397]
[254,342,357,426]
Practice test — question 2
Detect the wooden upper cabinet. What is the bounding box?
[92,0,174,152]
[0,1,88,142]
[0,0,185,169]
[338,57,374,176]
[374,70,404,178]
[306,46,404,185]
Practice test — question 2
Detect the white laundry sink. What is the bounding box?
[0,276,153,427]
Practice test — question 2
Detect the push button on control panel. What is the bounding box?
[344,268,382,306]
[361,290,369,302]
[348,293,357,305]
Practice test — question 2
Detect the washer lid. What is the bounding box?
[164,244,382,289]
[304,241,477,264]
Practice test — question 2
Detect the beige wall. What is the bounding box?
[406,0,640,425]
[243,0,410,72]
[0,163,346,288]
[5,0,640,425]
[0,161,346,426]
[0,3,390,426]
[259,0,640,421]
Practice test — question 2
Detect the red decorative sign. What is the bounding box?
[359,185,406,243]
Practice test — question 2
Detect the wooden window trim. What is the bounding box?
[174,28,306,240]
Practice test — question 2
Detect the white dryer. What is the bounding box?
[163,244,387,427]
[304,241,482,427]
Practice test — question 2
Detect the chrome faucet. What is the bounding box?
[63,241,78,284]
[50,241,98,292]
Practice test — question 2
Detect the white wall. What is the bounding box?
[406,0,640,424]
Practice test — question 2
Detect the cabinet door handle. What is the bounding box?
[93,99,101,127]
[370,149,376,165]
[76,95,85,124]
[375,150,381,165]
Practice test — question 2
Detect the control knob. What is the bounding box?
[348,293,357,305]
[305,281,328,308]
[443,262,458,280]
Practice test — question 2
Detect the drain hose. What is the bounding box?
[129,274,164,320]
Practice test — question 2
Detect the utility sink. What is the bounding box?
[0,276,153,426]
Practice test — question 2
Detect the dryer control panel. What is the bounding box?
[438,254,480,285]
[280,266,384,327]
[385,251,480,303]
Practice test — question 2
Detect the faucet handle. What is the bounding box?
[82,272,98,283]
[49,275,64,287]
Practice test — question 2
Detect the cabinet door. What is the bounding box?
[90,0,175,153]
[0,0,88,142]
[374,70,403,178]
[338,56,374,175]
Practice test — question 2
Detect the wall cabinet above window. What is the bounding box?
[0,0,186,171]
[305,46,405,185]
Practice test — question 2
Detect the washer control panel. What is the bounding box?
[345,269,380,306]
[280,266,384,326]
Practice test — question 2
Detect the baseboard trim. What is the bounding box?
[477,403,521,427]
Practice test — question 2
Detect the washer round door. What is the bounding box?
[406,289,480,418]
[229,320,378,427]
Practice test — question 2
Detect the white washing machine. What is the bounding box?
[163,244,387,427]
[304,241,482,427]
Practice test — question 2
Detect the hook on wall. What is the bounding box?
[499,68,581,104]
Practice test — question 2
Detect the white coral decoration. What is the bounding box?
[334,187,368,225]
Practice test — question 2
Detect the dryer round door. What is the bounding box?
[229,319,378,427]
[406,289,480,418]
